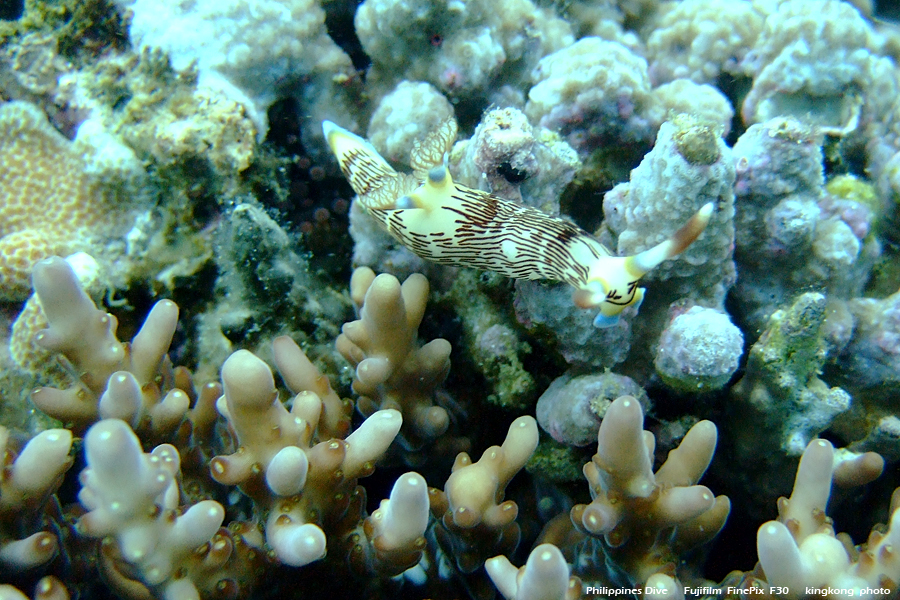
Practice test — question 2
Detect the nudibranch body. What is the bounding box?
[323,119,713,328]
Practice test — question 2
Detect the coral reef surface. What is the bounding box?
[1,0,900,599]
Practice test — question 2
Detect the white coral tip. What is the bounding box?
[270,522,326,567]
[265,446,309,497]
[379,472,429,550]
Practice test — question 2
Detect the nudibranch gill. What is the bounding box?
[322,119,714,328]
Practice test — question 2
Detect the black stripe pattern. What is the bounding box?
[339,147,398,204]
[363,181,613,289]
[329,120,618,294]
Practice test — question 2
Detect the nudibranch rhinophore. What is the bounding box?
[323,119,714,328]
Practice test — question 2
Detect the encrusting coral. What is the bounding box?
[443,270,536,412]
[367,80,456,167]
[730,292,852,458]
[513,113,737,382]
[654,305,744,393]
[730,116,878,334]
[453,106,580,216]
[525,37,656,154]
[648,79,734,137]
[536,371,649,447]
[602,115,736,306]
[833,290,900,408]
[111,0,361,147]
[740,0,897,132]
[198,201,350,379]
[645,0,765,86]
[354,0,573,104]
[0,102,113,301]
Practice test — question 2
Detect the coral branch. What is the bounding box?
[486,544,582,600]
[0,427,73,572]
[79,419,226,599]
[337,267,451,445]
[29,257,187,437]
[432,416,538,579]
[571,396,727,585]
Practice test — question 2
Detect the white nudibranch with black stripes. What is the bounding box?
[322,118,714,328]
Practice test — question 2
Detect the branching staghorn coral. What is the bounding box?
[722,439,897,597]
[213,344,428,575]
[429,415,538,592]
[5,248,900,600]
[0,577,70,600]
[541,396,729,589]
[10,252,104,379]
[757,440,894,594]
[78,418,243,600]
[324,118,714,329]
[5,257,441,596]
[27,256,189,437]
[346,471,431,577]
[6,1,900,597]
[486,543,582,600]
[336,267,451,446]
[0,427,72,572]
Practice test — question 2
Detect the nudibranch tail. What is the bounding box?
[630,202,715,275]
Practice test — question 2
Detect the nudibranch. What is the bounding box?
[323,119,714,328]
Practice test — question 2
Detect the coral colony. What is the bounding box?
[4,0,900,599]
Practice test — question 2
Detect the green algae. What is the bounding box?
[443,270,536,411]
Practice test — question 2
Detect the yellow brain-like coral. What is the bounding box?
[0,101,108,300]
